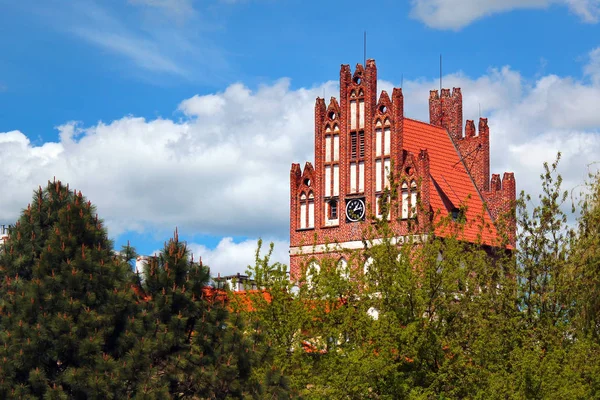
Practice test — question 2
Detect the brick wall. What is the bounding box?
[290,60,516,280]
[290,60,434,279]
[428,89,516,232]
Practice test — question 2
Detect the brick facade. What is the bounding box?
[429,94,516,238]
[290,60,516,280]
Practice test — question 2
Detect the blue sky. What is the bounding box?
[1,0,599,274]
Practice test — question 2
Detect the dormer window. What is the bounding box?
[451,208,460,220]
[451,207,466,223]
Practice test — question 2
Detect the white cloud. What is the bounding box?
[410,0,600,30]
[396,49,600,201]
[0,79,338,241]
[187,237,289,277]
[2,49,600,273]
[566,0,600,22]
[585,47,600,85]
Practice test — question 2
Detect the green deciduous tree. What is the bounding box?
[246,155,600,399]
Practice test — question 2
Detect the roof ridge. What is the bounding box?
[404,117,445,131]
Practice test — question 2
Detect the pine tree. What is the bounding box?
[138,231,289,398]
[0,180,140,398]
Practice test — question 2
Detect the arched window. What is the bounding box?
[376,194,390,220]
[300,192,307,229]
[375,118,391,194]
[337,257,349,280]
[401,182,409,219]
[401,181,418,219]
[299,192,314,229]
[349,86,365,194]
[363,257,374,276]
[306,260,320,288]
[324,121,339,226]
[410,181,418,218]
[308,192,315,228]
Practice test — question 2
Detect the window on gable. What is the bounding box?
[300,192,307,229]
[401,181,418,219]
[401,183,409,219]
[299,192,315,229]
[359,130,365,158]
[410,181,418,218]
[350,131,365,160]
[308,192,315,228]
[376,194,390,220]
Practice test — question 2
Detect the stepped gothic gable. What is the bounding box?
[289,59,516,279]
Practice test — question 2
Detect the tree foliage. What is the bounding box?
[0,180,140,398]
[135,232,289,398]
[3,155,600,398]
[245,155,600,399]
[0,180,289,399]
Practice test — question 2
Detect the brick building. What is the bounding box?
[289,59,515,279]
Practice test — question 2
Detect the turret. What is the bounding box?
[490,174,501,192]
[418,149,431,230]
[456,117,491,192]
[429,87,463,141]
[392,88,404,160]
[290,163,302,233]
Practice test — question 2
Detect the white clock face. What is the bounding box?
[346,198,366,222]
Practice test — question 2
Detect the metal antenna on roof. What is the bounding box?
[479,102,481,119]
[401,73,404,90]
[364,31,367,67]
[439,54,443,127]
[439,54,443,93]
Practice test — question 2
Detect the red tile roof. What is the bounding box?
[403,118,498,246]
